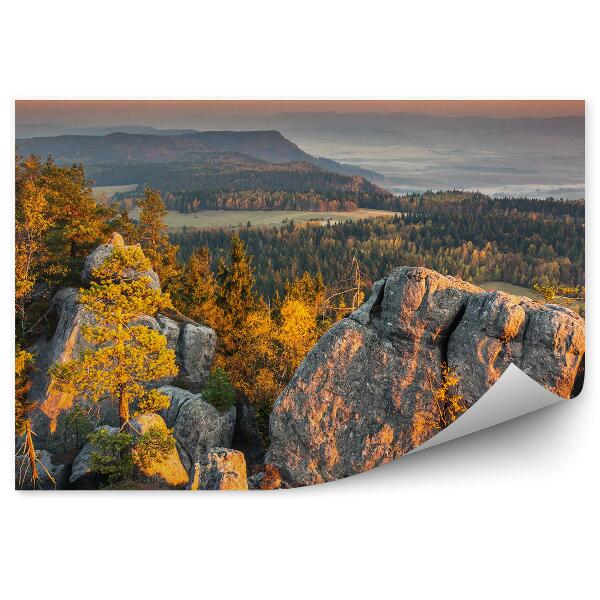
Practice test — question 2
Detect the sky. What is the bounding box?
[16,100,584,127]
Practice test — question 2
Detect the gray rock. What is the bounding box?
[156,314,181,350]
[171,390,236,475]
[69,425,119,485]
[82,242,160,289]
[28,288,115,450]
[157,385,196,428]
[265,266,585,488]
[15,449,67,490]
[176,323,217,391]
[196,448,248,490]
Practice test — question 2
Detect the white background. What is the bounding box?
[0,1,597,598]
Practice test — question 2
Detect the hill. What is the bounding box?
[85,152,387,197]
[16,130,382,180]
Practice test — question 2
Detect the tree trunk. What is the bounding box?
[118,394,130,430]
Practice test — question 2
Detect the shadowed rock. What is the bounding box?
[159,386,236,476]
[265,266,585,488]
[15,449,67,490]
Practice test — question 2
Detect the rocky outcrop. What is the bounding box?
[194,448,248,490]
[159,386,236,476]
[28,287,113,450]
[28,239,216,451]
[265,266,585,488]
[176,323,217,391]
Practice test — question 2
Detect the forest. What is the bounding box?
[99,154,385,201]
[171,192,584,300]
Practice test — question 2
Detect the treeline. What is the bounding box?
[361,189,586,218]
[162,190,369,212]
[171,196,584,300]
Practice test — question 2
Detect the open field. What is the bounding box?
[479,281,584,312]
[127,208,399,231]
[91,184,138,202]
[478,281,544,302]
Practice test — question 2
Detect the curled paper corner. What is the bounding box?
[409,364,565,454]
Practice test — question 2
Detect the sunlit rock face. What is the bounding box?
[194,448,248,491]
[69,414,189,489]
[28,239,217,451]
[265,266,585,488]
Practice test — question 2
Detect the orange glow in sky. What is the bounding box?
[16,100,584,124]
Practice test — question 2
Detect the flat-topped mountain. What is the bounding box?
[16,130,381,181]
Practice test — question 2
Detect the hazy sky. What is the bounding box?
[16,100,584,127]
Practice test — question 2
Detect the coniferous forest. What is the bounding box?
[172,192,584,301]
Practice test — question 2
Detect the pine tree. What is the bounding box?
[40,157,112,267]
[173,246,222,329]
[15,155,114,339]
[50,246,178,430]
[216,234,258,353]
[135,188,180,289]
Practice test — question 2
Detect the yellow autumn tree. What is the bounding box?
[274,297,319,382]
[50,246,178,430]
[173,245,222,329]
[15,175,53,335]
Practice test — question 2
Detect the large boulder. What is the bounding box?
[15,449,67,490]
[130,413,189,488]
[69,415,188,488]
[176,323,217,391]
[28,288,116,450]
[159,386,236,476]
[194,448,248,491]
[265,266,585,488]
[81,234,160,289]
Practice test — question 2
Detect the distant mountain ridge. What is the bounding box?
[16,130,382,181]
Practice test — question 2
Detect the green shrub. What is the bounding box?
[203,367,236,412]
[88,429,135,484]
[134,425,175,470]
